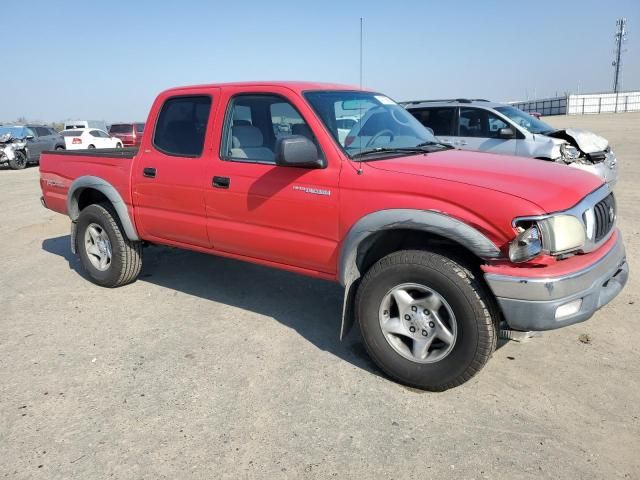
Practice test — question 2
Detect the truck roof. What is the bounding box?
[160,81,369,95]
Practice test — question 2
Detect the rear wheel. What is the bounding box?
[76,204,142,287]
[116,143,122,148]
[55,146,65,151]
[356,250,498,391]
[88,144,96,149]
[8,151,27,170]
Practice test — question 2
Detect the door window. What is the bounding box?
[409,107,456,136]
[89,130,101,137]
[221,94,320,164]
[459,108,510,138]
[34,127,50,137]
[153,95,212,157]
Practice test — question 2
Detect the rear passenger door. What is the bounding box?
[456,107,517,155]
[408,107,457,146]
[132,92,219,248]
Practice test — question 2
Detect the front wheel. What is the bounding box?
[116,143,122,148]
[76,204,142,287]
[356,250,498,391]
[8,151,27,170]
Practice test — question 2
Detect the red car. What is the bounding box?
[108,122,145,147]
[39,82,628,391]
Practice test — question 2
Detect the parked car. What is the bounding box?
[0,124,65,167]
[0,130,28,169]
[64,120,108,132]
[40,82,628,391]
[402,99,618,185]
[61,128,123,150]
[108,122,145,147]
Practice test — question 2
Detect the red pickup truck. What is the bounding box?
[40,82,628,390]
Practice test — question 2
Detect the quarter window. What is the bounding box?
[153,96,212,157]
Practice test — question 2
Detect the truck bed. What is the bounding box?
[43,147,138,159]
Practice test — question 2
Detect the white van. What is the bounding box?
[64,120,108,132]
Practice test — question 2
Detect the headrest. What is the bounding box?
[232,125,263,148]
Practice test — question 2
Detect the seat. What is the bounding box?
[231,125,274,162]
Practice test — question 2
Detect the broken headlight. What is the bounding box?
[509,225,542,263]
[560,143,580,161]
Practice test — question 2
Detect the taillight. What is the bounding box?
[72,138,82,144]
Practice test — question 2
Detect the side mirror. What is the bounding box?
[275,135,325,169]
[25,135,34,140]
[497,127,515,139]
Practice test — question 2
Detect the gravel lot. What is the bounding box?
[1,113,638,479]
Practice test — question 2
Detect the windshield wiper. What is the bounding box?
[351,147,430,159]
[415,141,454,150]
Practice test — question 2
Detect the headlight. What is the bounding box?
[560,143,580,161]
[509,225,542,263]
[538,214,585,253]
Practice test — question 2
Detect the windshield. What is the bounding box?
[494,106,554,134]
[304,91,438,158]
[0,126,27,138]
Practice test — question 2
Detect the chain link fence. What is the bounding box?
[509,90,640,116]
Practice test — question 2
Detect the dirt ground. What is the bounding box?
[1,113,638,479]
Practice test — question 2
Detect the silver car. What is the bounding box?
[402,99,618,185]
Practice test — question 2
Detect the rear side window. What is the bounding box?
[153,96,212,157]
[135,123,145,133]
[408,107,456,136]
[61,131,82,137]
[89,130,100,137]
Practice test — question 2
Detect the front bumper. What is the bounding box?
[484,233,628,331]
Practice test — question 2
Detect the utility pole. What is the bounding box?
[612,18,627,93]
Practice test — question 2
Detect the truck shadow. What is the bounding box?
[42,235,385,380]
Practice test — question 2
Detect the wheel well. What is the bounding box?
[76,188,110,213]
[356,229,482,278]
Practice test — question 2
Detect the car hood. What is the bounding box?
[365,149,603,212]
[546,128,609,153]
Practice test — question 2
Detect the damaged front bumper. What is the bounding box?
[484,231,628,331]
[568,149,618,186]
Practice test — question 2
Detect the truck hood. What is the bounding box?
[546,128,609,154]
[366,149,603,213]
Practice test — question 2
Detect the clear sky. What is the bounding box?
[2,0,638,123]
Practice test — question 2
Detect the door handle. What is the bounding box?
[143,167,156,178]
[212,176,230,189]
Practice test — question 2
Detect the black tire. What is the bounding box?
[356,250,498,391]
[8,151,27,170]
[116,143,122,149]
[88,144,96,149]
[76,204,143,287]
[55,146,65,150]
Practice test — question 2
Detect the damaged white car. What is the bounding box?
[0,129,28,170]
[403,100,618,185]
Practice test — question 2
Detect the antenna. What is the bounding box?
[359,17,363,89]
[357,17,364,175]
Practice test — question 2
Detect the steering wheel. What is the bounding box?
[367,129,395,147]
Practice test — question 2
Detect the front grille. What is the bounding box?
[593,193,616,242]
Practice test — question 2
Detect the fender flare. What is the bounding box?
[67,175,140,241]
[338,209,502,339]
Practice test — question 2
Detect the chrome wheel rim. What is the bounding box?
[378,283,457,363]
[84,223,112,271]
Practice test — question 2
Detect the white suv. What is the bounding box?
[402,99,618,185]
